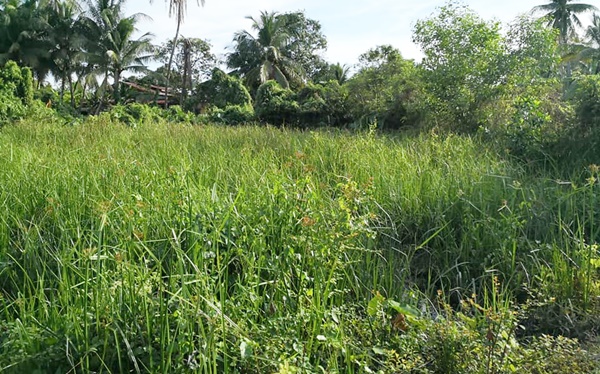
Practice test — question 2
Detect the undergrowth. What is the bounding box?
[0,118,598,373]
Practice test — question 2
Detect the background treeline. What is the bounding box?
[1,0,599,137]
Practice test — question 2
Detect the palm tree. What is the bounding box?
[163,0,205,108]
[578,13,600,73]
[0,0,54,84]
[227,11,303,89]
[47,0,85,105]
[532,0,598,44]
[81,0,154,103]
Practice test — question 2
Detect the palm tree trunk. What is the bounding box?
[114,69,121,103]
[95,72,109,115]
[181,38,192,104]
[60,74,66,102]
[68,74,75,108]
[165,17,182,109]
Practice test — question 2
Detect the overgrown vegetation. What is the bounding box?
[0,120,598,373]
[2,0,600,372]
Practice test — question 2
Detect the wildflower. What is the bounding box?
[300,216,316,227]
[586,176,596,186]
[133,230,145,241]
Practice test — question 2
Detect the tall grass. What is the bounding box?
[0,118,598,372]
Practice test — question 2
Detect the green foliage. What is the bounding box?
[346,45,421,129]
[254,80,299,125]
[227,10,326,91]
[162,105,195,123]
[209,104,255,125]
[0,120,599,372]
[571,73,600,129]
[156,37,217,86]
[0,61,34,124]
[491,93,568,162]
[412,4,567,137]
[524,335,599,373]
[531,0,598,44]
[295,81,350,127]
[34,85,59,104]
[194,68,252,111]
[413,3,506,131]
[277,11,328,81]
[17,66,33,105]
[107,103,163,126]
[253,80,350,127]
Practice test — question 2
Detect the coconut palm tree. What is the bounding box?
[0,0,54,83]
[578,13,600,73]
[227,11,303,89]
[163,0,205,107]
[47,0,85,105]
[532,0,598,43]
[81,0,154,103]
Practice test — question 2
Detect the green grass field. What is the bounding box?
[1,118,599,373]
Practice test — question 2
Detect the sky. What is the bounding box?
[123,0,597,68]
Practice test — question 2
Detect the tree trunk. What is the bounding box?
[95,72,109,115]
[68,74,75,108]
[113,69,121,103]
[181,38,192,104]
[60,73,66,102]
[165,17,182,109]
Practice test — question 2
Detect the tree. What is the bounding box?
[413,3,506,130]
[227,10,326,90]
[227,12,327,88]
[345,45,420,129]
[81,0,154,103]
[0,60,33,123]
[531,0,598,44]
[0,0,54,83]
[227,11,302,90]
[47,0,85,106]
[277,11,327,81]
[413,4,561,131]
[163,0,205,108]
[313,62,350,85]
[194,68,251,110]
[157,37,216,102]
[577,13,600,74]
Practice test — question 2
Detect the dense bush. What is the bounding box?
[254,80,351,127]
[107,103,161,126]
[295,81,350,127]
[254,80,299,125]
[346,46,421,129]
[209,104,255,125]
[162,105,196,123]
[414,7,560,133]
[0,61,33,124]
[571,74,600,130]
[192,68,252,111]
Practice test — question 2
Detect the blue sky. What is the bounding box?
[124,0,597,66]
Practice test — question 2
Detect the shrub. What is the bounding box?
[192,68,252,111]
[107,104,136,126]
[207,104,255,125]
[0,61,34,124]
[345,46,421,129]
[162,105,195,123]
[294,82,350,127]
[126,103,162,124]
[254,80,299,126]
[571,74,600,130]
